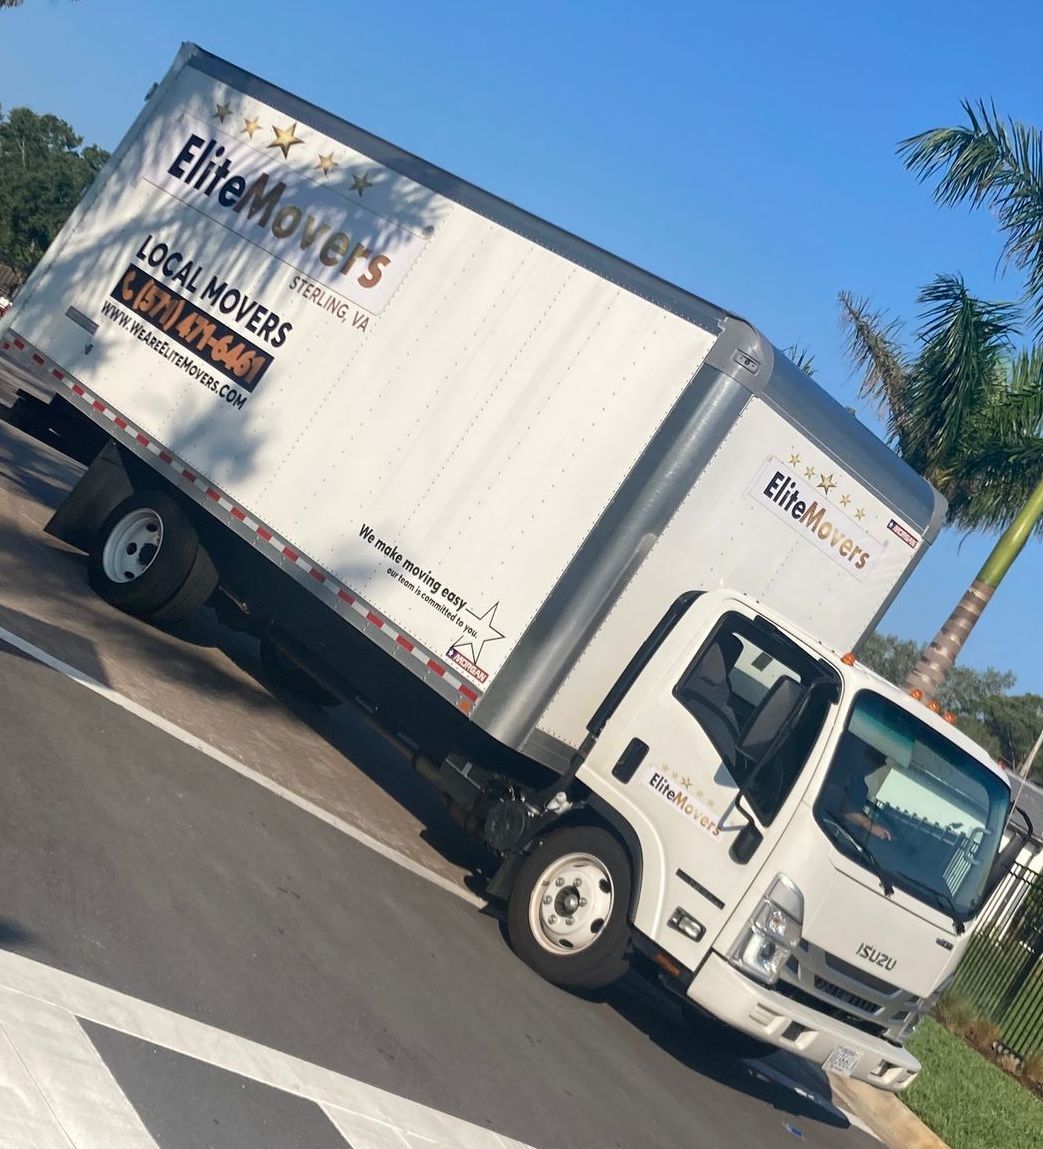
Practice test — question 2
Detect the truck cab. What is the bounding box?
[500,589,1014,1090]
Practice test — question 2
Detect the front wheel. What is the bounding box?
[506,825,632,990]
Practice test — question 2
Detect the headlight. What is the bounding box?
[732,876,805,986]
[738,931,791,982]
[753,903,802,946]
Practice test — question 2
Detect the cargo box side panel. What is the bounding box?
[539,399,931,748]
[9,58,718,696]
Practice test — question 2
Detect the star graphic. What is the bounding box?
[453,602,505,666]
[788,453,801,468]
[681,776,693,789]
[804,465,816,480]
[268,122,304,160]
[351,171,375,196]
[840,493,851,508]
[818,472,836,495]
[855,507,866,521]
[214,102,233,123]
[242,116,262,138]
[316,153,338,176]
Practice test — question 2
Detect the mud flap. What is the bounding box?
[45,440,133,552]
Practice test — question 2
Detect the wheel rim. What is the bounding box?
[101,508,163,583]
[527,851,615,955]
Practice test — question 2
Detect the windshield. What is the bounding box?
[813,690,1010,919]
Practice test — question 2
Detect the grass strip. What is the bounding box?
[904,1018,1043,1149]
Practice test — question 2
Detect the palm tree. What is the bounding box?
[835,101,1043,701]
[900,102,1043,340]
[841,276,1043,699]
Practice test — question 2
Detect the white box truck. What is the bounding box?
[1,44,1031,1090]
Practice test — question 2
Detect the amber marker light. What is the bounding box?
[654,953,682,978]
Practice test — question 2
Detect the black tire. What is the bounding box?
[151,540,218,623]
[506,825,632,990]
[260,636,339,707]
[88,490,208,620]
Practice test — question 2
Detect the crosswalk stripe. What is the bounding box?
[0,1014,80,1149]
[0,987,158,1149]
[0,950,537,1149]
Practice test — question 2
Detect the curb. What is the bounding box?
[829,1074,950,1148]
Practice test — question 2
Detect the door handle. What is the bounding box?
[612,738,649,783]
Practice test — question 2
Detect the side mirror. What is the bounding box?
[736,676,806,770]
[980,804,1034,905]
[729,676,807,855]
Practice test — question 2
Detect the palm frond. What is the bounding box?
[784,344,816,378]
[900,101,1043,337]
[908,276,1019,468]
[837,290,911,449]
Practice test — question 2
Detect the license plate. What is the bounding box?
[823,1046,861,1076]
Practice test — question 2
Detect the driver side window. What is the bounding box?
[673,613,831,821]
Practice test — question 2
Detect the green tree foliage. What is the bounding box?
[840,273,1043,700]
[860,632,1043,780]
[784,344,816,378]
[0,106,108,283]
[860,633,1014,716]
[901,101,1043,340]
[838,102,1043,701]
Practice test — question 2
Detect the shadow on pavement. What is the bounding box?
[0,918,32,947]
[603,969,852,1131]
[0,419,84,510]
[161,606,493,875]
[0,603,112,688]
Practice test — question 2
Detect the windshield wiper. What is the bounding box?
[892,871,966,935]
[820,811,895,896]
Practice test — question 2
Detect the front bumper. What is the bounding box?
[686,953,920,1091]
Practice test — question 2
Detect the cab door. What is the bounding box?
[578,594,835,966]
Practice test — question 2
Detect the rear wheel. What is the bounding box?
[506,825,632,990]
[88,490,217,622]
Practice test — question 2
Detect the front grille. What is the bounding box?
[822,951,899,997]
[813,975,879,1015]
[772,979,889,1039]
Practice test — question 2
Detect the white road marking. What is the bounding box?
[0,950,537,1149]
[0,987,159,1149]
[0,622,484,909]
[0,1015,82,1149]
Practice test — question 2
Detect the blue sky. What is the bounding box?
[3,0,1043,692]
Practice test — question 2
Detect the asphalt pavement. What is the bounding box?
[0,629,882,1148]
[0,401,888,1147]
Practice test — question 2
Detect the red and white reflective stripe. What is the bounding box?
[1,332,66,383]
[1,333,479,702]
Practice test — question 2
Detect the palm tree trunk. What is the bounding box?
[905,473,1043,699]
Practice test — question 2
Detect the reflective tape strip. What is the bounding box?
[1,330,481,704]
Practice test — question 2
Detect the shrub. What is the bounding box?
[934,989,980,1036]
[964,1017,1002,1052]
[1025,1053,1043,1086]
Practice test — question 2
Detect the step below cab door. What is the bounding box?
[579,593,837,967]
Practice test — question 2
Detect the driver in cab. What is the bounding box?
[821,734,892,841]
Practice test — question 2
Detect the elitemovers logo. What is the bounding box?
[749,457,889,580]
[149,117,429,315]
[645,768,721,838]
